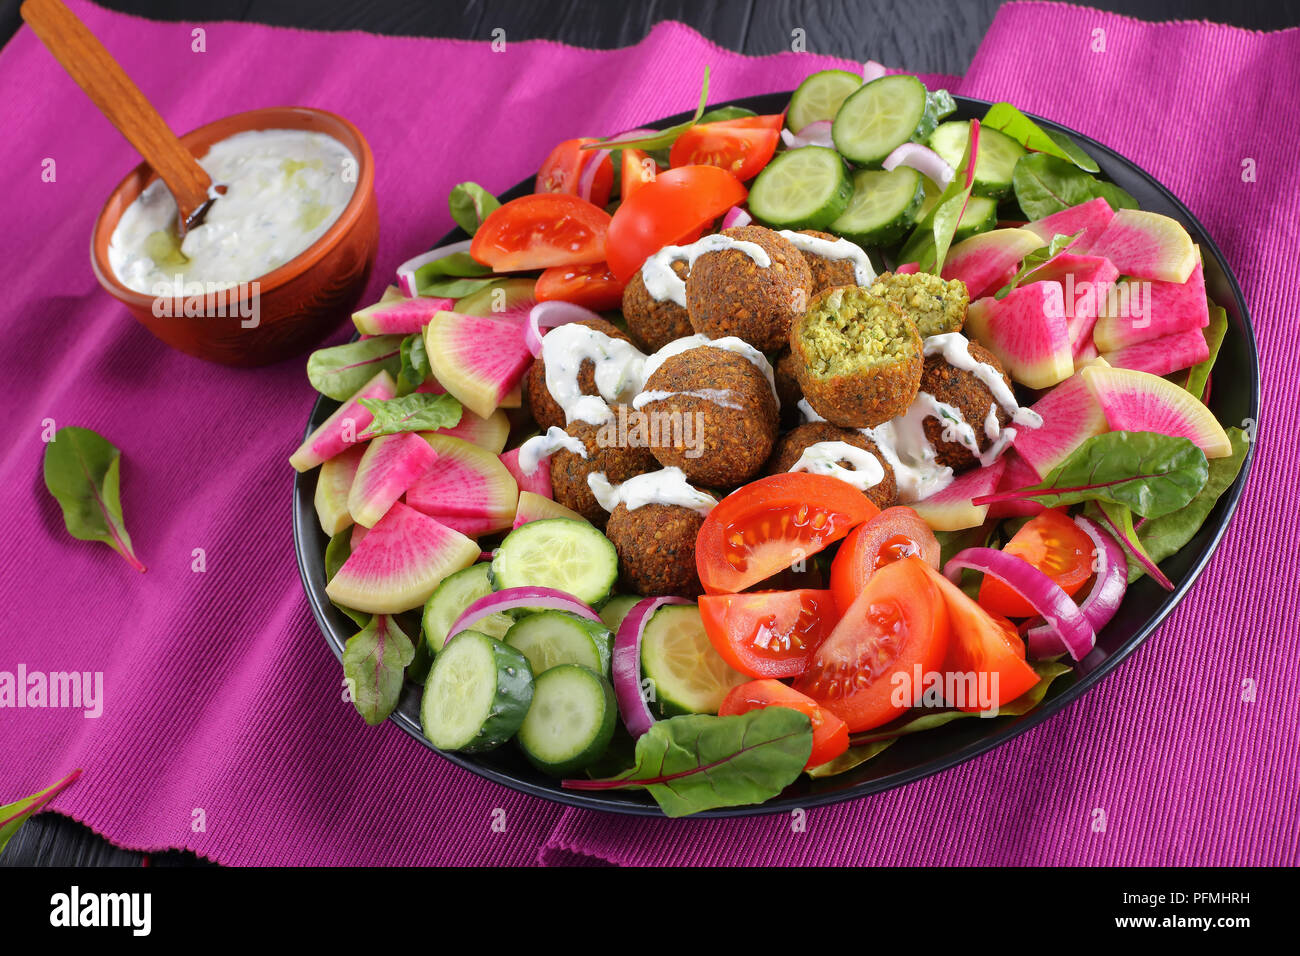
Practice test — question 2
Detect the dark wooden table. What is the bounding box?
[3,0,1296,868]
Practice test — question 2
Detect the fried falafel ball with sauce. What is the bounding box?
[549,407,657,528]
[919,340,1015,472]
[523,317,633,432]
[766,422,898,510]
[605,498,708,597]
[622,259,694,352]
[684,225,813,352]
[795,229,861,295]
[772,348,805,428]
[869,271,968,337]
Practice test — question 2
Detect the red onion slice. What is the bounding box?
[525,300,603,357]
[612,596,690,737]
[862,60,888,82]
[780,120,834,150]
[448,586,599,640]
[1026,517,1127,658]
[944,546,1095,661]
[396,239,475,298]
[883,142,954,189]
[721,205,752,229]
[895,262,920,275]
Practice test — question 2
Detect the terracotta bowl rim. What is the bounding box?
[90,105,376,307]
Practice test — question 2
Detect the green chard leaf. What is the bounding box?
[343,615,416,726]
[1,768,83,857]
[698,105,756,123]
[563,707,812,817]
[307,335,404,401]
[1183,303,1228,401]
[994,231,1081,298]
[1012,152,1138,220]
[974,431,1209,519]
[357,393,462,438]
[1093,500,1175,591]
[43,427,145,572]
[324,529,369,626]
[899,120,977,272]
[981,102,1099,172]
[1125,427,1249,583]
[416,275,498,298]
[448,182,501,235]
[583,66,711,154]
[396,332,432,394]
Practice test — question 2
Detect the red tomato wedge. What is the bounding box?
[620,147,658,201]
[535,261,627,311]
[471,193,611,272]
[829,506,938,615]
[922,564,1041,711]
[695,473,879,595]
[719,680,850,769]
[536,137,613,206]
[699,589,838,679]
[795,557,949,733]
[669,118,781,181]
[978,508,1093,617]
[605,165,747,281]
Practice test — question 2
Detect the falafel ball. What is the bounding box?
[523,317,633,432]
[549,407,657,528]
[685,225,813,352]
[622,260,694,352]
[765,422,898,510]
[919,341,1014,472]
[797,229,859,295]
[772,348,805,428]
[639,346,779,487]
[790,285,923,428]
[605,502,705,597]
[869,271,968,338]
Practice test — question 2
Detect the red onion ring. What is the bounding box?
[721,206,752,229]
[525,300,603,357]
[396,239,474,298]
[1026,517,1127,658]
[862,60,888,82]
[883,142,954,189]
[780,120,834,149]
[448,586,599,639]
[612,596,690,737]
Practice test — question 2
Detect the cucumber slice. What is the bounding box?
[829,167,924,247]
[786,69,863,132]
[421,630,533,752]
[927,121,1026,200]
[953,195,998,241]
[516,664,617,775]
[490,518,618,608]
[598,594,641,634]
[505,610,612,675]
[640,604,748,718]
[748,146,852,230]
[422,563,513,654]
[832,74,929,167]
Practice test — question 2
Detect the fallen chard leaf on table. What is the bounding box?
[43,426,145,572]
[343,615,416,726]
[358,392,462,438]
[0,768,83,856]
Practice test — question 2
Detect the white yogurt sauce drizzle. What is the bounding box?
[776,230,877,286]
[640,234,772,307]
[587,467,719,516]
[517,426,587,476]
[541,324,648,426]
[641,334,778,403]
[632,388,742,411]
[789,441,885,493]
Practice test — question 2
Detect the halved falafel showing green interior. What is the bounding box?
[868,271,968,337]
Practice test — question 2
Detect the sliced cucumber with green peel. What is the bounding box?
[832,74,929,167]
[421,630,533,752]
[640,604,748,718]
[953,195,998,241]
[422,563,513,654]
[829,167,924,247]
[927,121,1026,200]
[597,594,641,634]
[786,69,863,132]
[505,610,612,675]
[490,518,618,608]
[747,146,852,230]
[516,664,617,776]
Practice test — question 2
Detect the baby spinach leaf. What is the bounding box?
[416,275,499,298]
[584,66,711,154]
[994,231,1081,298]
[1183,303,1228,401]
[974,431,1208,519]
[343,615,415,726]
[698,105,756,123]
[358,393,462,438]
[0,768,83,857]
[1012,152,1138,220]
[396,332,431,394]
[981,102,1099,172]
[410,250,495,299]
[563,707,812,817]
[1094,500,1174,591]
[1126,427,1249,582]
[307,335,404,401]
[448,182,500,235]
[324,530,368,626]
[43,427,145,572]
[806,738,896,779]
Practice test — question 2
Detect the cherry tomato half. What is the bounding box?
[619,147,658,201]
[719,680,850,769]
[534,261,627,311]
[829,506,939,615]
[470,193,611,272]
[699,589,839,679]
[536,137,614,207]
[978,509,1094,618]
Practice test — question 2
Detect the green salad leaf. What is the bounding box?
[43,427,145,572]
[1,769,83,857]
[324,530,368,626]
[993,231,1080,299]
[307,335,404,401]
[1094,500,1174,591]
[1012,152,1138,220]
[1183,303,1228,401]
[564,708,812,817]
[396,332,431,394]
[698,105,756,123]
[448,182,501,235]
[417,275,498,298]
[343,615,416,726]
[583,66,712,154]
[981,102,1099,172]
[358,393,462,439]
[974,431,1209,520]
[898,120,977,271]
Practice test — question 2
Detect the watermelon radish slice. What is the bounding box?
[1101,327,1210,377]
[1081,209,1197,283]
[456,277,537,320]
[418,374,520,409]
[289,370,397,472]
[326,502,479,614]
[350,523,368,549]
[348,432,439,528]
[513,490,585,528]
[985,450,1045,519]
[353,295,455,336]
[913,459,1007,531]
[1011,369,1109,479]
[425,311,532,418]
[1024,197,1115,251]
[1093,260,1209,352]
[1021,252,1120,355]
[315,443,366,535]
[406,435,519,527]
[941,228,1043,300]
[1081,365,1231,458]
[428,407,510,454]
[500,447,553,499]
[1074,340,1102,369]
[421,512,513,537]
[965,282,1073,389]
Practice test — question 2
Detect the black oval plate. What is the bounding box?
[294,92,1259,817]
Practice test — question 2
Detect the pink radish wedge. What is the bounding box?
[513,490,584,528]
[1100,327,1210,377]
[1081,209,1197,284]
[348,432,438,528]
[1081,365,1231,458]
[353,295,455,336]
[425,311,532,418]
[428,407,510,454]
[1011,368,1109,479]
[1024,196,1115,251]
[406,435,519,529]
[913,458,1006,531]
[500,447,553,499]
[315,443,366,535]
[1093,260,1209,352]
[941,228,1043,300]
[965,282,1073,389]
[289,369,396,472]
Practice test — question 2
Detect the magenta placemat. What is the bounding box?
[0,0,959,865]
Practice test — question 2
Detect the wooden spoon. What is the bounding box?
[21,0,218,235]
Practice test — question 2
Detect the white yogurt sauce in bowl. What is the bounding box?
[107,129,358,295]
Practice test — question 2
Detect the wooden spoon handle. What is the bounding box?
[21,0,213,231]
